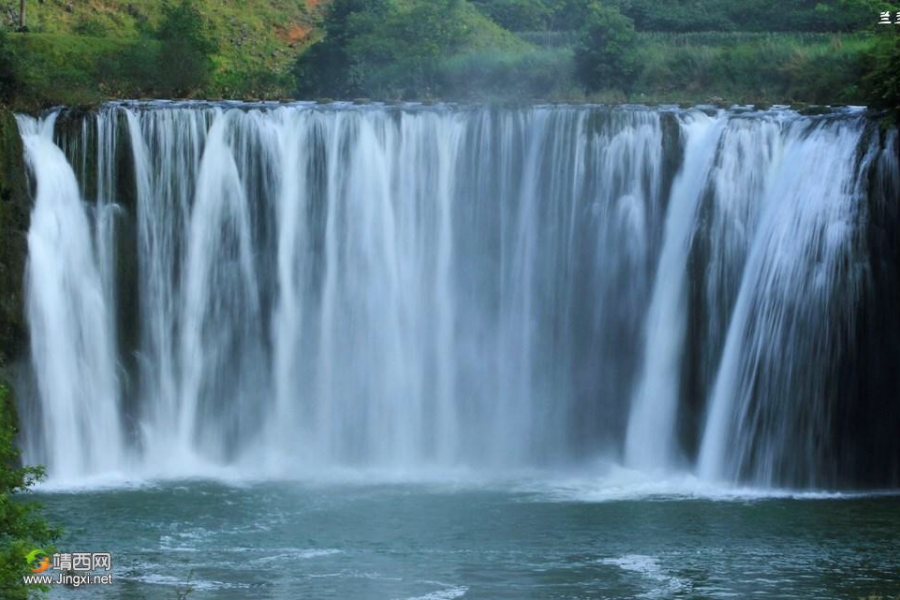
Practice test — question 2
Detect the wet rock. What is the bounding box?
[0,109,31,367]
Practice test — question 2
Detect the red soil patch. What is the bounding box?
[275,23,313,45]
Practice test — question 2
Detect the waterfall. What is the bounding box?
[15,103,900,488]
[697,117,877,486]
[624,111,724,470]
[17,114,123,478]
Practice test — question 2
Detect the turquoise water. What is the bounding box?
[33,479,900,599]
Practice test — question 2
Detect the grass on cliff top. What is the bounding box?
[8,0,325,102]
[627,31,874,105]
[7,33,126,106]
[2,1,882,107]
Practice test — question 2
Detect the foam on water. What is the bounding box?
[601,555,688,598]
[397,584,469,600]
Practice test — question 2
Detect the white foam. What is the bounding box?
[602,554,688,598]
[251,549,342,563]
[31,471,158,493]
[397,584,468,600]
[515,463,877,503]
[122,573,252,591]
[28,458,898,500]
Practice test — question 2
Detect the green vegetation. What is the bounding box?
[475,0,887,32]
[0,29,18,103]
[0,383,58,600]
[8,32,130,106]
[110,0,219,99]
[574,4,639,93]
[295,0,526,99]
[628,31,873,104]
[1,0,323,106]
[290,0,898,110]
[620,0,886,32]
[863,33,900,122]
[0,0,895,111]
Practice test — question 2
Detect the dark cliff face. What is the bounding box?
[0,108,30,370]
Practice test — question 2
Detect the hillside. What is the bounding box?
[0,0,894,113]
[2,0,327,103]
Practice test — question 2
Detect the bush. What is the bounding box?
[108,0,218,99]
[295,0,524,99]
[623,0,889,32]
[152,0,217,97]
[626,32,872,104]
[294,0,392,98]
[435,47,576,99]
[472,0,553,31]
[0,384,59,600]
[574,4,640,92]
[0,30,19,103]
[863,33,900,122]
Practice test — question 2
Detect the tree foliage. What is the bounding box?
[0,384,58,600]
[111,0,218,98]
[617,0,887,32]
[295,0,391,98]
[472,0,553,31]
[294,0,514,99]
[475,0,888,32]
[863,33,900,122]
[156,0,216,97]
[0,29,19,103]
[153,0,217,97]
[574,4,640,92]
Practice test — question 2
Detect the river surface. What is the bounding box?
[34,477,900,600]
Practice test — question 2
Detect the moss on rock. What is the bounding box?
[0,108,30,368]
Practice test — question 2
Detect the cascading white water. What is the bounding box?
[17,114,123,478]
[15,103,900,488]
[624,111,724,470]
[697,117,875,485]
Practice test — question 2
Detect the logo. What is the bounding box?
[25,549,51,573]
[22,550,114,587]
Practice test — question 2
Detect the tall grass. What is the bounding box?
[632,32,873,104]
[434,47,577,100]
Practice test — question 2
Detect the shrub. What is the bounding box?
[863,33,900,122]
[472,0,553,31]
[294,0,392,98]
[0,29,19,103]
[574,4,640,93]
[295,0,524,99]
[0,384,59,600]
[152,0,218,97]
[435,47,576,100]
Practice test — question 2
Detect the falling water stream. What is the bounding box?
[14,102,900,490]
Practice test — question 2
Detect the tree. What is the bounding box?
[863,33,900,124]
[0,29,20,102]
[153,0,218,97]
[349,0,472,97]
[0,384,59,600]
[472,0,553,31]
[574,4,640,92]
[551,0,605,31]
[294,0,390,98]
[294,0,473,99]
